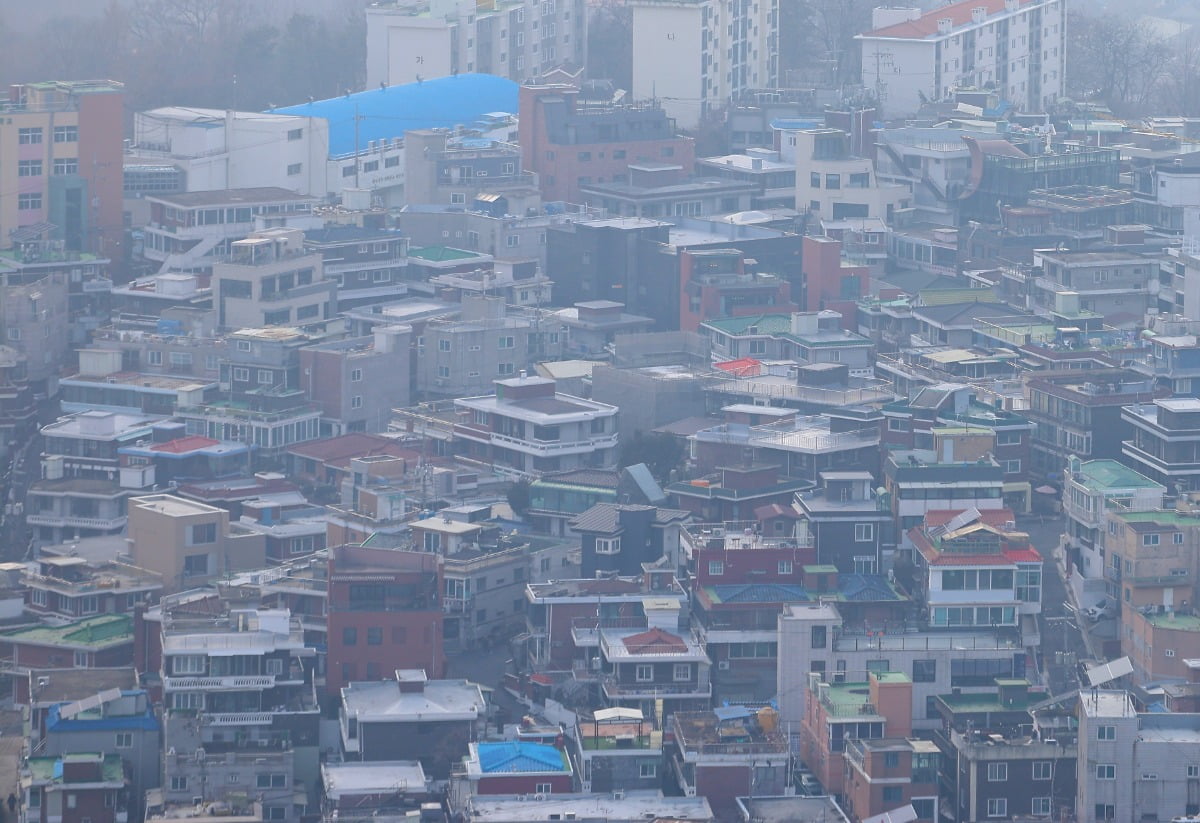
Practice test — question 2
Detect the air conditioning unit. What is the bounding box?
[477,170,488,177]
[470,345,482,351]
[435,378,446,387]
[718,660,730,670]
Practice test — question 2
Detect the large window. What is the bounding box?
[1097,724,1115,740]
[1096,764,1116,780]
[595,537,620,555]
[189,523,217,545]
[987,799,1007,818]
[1031,797,1051,817]
[1033,761,1053,780]
[635,664,653,682]
[912,659,936,683]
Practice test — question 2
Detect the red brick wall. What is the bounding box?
[78,90,125,262]
[475,773,573,795]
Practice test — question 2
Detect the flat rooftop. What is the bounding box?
[321,761,427,799]
[130,495,224,518]
[340,677,485,722]
[464,791,713,822]
[148,187,317,208]
[2,614,133,650]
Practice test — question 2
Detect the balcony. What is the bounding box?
[477,430,619,457]
[25,514,127,531]
[601,676,712,700]
[163,675,276,691]
[572,616,647,648]
[203,712,274,725]
[1103,565,1122,585]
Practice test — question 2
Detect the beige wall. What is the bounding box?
[128,494,265,592]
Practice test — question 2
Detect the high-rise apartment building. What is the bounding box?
[630,0,779,129]
[0,81,124,256]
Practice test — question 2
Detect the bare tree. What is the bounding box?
[1068,10,1169,115]
[1157,32,1200,116]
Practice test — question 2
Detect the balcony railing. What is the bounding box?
[204,712,274,725]
[602,676,712,699]
[163,675,276,691]
[26,514,127,530]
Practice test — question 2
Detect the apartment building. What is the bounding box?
[404,129,539,213]
[702,311,875,371]
[572,708,664,794]
[299,327,411,436]
[777,602,1028,736]
[0,81,124,256]
[451,375,619,478]
[301,226,409,307]
[1123,397,1200,492]
[629,0,778,129]
[791,128,909,222]
[883,449,1005,542]
[20,754,128,823]
[0,614,134,674]
[213,228,335,331]
[24,556,161,622]
[518,85,694,204]
[325,545,444,694]
[365,0,585,87]
[1062,458,1165,583]
[127,494,266,592]
[131,107,330,197]
[794,472,895,574]
[843,736,939,823]
[140,188,321,273]
[159,600,320,823]
[857,0,1067,119]
[1031,249,1156,323]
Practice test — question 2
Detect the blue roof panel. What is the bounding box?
[476,741,567,774]
[272,74,519,157]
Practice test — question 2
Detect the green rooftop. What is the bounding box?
[872,671,911,685]
[408,245,483,262]
[702,314,872,347]
[3,614,133,649]
[821,682,883,718]
[1077,460,1163,491]
[1145,611,1200,631]
[1114,510,1198,528]
[26,754,124,784]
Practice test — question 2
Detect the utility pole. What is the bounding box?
[354,103,362,189]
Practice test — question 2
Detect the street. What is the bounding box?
[1018,514,1085,697]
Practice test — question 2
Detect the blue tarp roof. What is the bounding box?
[714,706,753,722]
[476,741,566,774]
[271,74,519,157]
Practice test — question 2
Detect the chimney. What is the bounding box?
[937,17,954,35]
[972,6,987,23]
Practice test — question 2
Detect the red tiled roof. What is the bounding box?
[715,358,762,377]
[150,435,220,454]
[754,502,802,521]
[863,0,1037,39]
[1003,548,1043,563]
[923,508,1016,529]
[621,627,687,655]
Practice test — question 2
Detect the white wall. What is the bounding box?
[367,11,457,86]
[632,2,705,129]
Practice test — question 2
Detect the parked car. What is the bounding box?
[1084,598,1115,622]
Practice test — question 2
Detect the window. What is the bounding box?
[385,155,400,168]
[884,752,900,768]
[534,783,552,794]
[439,339,451,352]
[18,159,42,177]
[351,368,363,382]
[227,775,239,784]
[595,537,620,555]
[778,560,793,575]
[1001,458,1021,474]
[1096,763,1116,780]
[170,777,187,791]
[18,193,42,210]
[168,351,192,367]
[1033,761,1052,780]
[639,762,657,778]
[450,192,466,204]
[1095,805,1115,820]
[887,417,906,431]
[19,127,43,145]
[1144,533,1161,546]
[882,786,902,803]
[189,523,217,545]
[173,655,205,675]
[232,367,250,382]
[1097,725,1115,740]
[498,335,515,348]
[987,798,1007,818]
[265,658,284,676]
[498,362,515,375]
[854,523,874,542]
[635,664,653,682]
[115,732,133,748]
[342,627,358,646]
[709,561,724,575]
[810,172,821,188]
[54,125,78,143]
[287,163,302,176]
[351,395,363,409]
[288,128,303,141]
[256,774,287,789]
[53,158,78,175]
[507,234,520,247]
[258,369,274,385]
[912,659,936,683]
[826,173,841,189]
[1175,532,1185,544]
[811,625,827,649]
[987,763,1007,782]
[1190,765,1200,778]
[673,663,691,681]
[1031,798,1051,817]
[578,151,591,161]
[367,627,383,645]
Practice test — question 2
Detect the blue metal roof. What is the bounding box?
[272,74,519,157]
[476,741,567,774]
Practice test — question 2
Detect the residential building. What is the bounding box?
[213,228,335,331]
[1132,151,1200,237]
[458,741,573,797]
[908,508,1043,632]
[790,128,909,222]
[130,107,330,197]
[669,707,790,821]
[572,707,663,794]
[0,80,125,257]
[883,449,1005,544]
[695,148,797,210]
[1031,249,1157,323]
[522,573,686,671]
[127,494,266,592]
[571,503,689,578]
[326,545,444,694]
[419,295,565,400]
[299,326,411,436]
[450,375,619,478]
[1073,689,1200,823]
[701,311,875,372]
[776,602,1028,735]
[158,600,320,823]
[1123,397,1200,492]
[518,85,694,204]
[553,301,654,359]
[857,0,1067,119]
[1025,371,1156,482]
[403,129,539,214]
[842,737,940,823]
[1131,314,1200,396]
[301,226,409,308]
[794,471,895,574]
[339,669,486,777]
[579,164,757,223]
[19,754,128,823]
[460,792,713,823]
[595,626,711,720]
[0,614,134,674]
[140,188,320,273]
[365,0,585,87]
[320,761,431,816]
[21,667,138,737]
[24,556,161,622]
[629,0,779,129]
[934,681,1076,823]
[0,268,72,391]
[1062,457,1165,583]
[677,248,796,333]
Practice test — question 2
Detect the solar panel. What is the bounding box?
[57,687,124,720]
[1086,656,1134,687]
[9,222,56,243]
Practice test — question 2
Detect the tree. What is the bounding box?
[779,0,873,88]
[506,480,532,518]
[619,432,684,482]
[1067,10,1169,115]
[587,0,632,89]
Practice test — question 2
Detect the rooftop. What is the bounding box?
[2,614,133,650]
[25,753,125,785]
[463,791,713,823]
[148,187,317,208]
[1072,459,1164,491]
[340,676,485,722]
[27,667,138,705]
[320,761,427,799]
[470,741,571,775]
